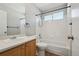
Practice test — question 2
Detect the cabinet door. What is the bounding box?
[18,44,25,56]
[25,40,36,56]
[25,45,30,56]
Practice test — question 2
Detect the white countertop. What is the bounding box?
[0,36,36,53]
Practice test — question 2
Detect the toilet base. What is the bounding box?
[38,50,45,56]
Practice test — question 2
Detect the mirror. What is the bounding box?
[0,3,26,37]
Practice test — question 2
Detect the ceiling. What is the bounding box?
[0,3,64,13]
[33,3,64,12]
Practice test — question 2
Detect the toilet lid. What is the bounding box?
[36,42,47,47]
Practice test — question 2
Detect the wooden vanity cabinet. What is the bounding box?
[0,39,36,56]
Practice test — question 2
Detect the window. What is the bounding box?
[44,11,64,21]
[53,11,64,20]
[44,15,53,21]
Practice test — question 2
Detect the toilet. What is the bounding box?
[34,35,47,56]
[36,42,47,56]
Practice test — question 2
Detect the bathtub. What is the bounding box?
[37,38,69,56]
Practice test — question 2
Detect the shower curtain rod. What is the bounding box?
[35,6,71,16]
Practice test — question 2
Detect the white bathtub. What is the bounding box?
[37,38,69,56]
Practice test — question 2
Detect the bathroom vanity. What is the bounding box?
[0,36,36,56]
